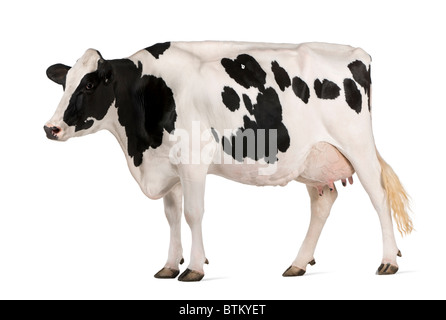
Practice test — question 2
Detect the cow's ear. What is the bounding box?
[98,59,113,86]
[46,64,71,87]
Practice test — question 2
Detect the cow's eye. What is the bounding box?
[86,82,94,90]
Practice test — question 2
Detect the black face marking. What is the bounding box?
[63,60,114,132]
[221,86,240,112]
[292,76,310,104]
[348,60,371,110]
[343,78,362,114]
[271,61,291,91]
[222,87,290,163]
[314,79,341,100]
[145,42,171,59]
[221,54,267,92]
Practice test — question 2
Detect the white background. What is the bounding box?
[0,0,444,300]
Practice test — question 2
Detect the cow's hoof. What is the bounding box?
[282,259,315,277]
[282,266,306,277]
[178,268,204,282]
[376,250,401,275]
[154,267,180,279]
[376,263,399,275]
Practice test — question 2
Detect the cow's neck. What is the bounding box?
[105,58,177,196]
[103,59,145,182]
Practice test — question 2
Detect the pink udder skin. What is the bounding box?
[297,142,355,196]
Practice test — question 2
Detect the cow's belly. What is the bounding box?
[209,142,354,188]
[208,159,301,187]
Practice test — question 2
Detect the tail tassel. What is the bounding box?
[377,151,414,236]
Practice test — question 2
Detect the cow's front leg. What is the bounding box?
[154,183,184,279]
[178,167,208,282]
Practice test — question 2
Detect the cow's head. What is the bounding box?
[44,49,115,141]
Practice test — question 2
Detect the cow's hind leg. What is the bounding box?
[283,185,337,277]
[346,149,402,275]
[154,183,184,279]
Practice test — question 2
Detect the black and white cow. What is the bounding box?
[45,41,412,281]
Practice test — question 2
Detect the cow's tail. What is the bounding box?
[377,150,413,236]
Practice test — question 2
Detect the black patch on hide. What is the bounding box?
[271,61,291,91]
[222,87,290,163]
[343,78,362,114]
[314,79,341,100]
[221,86,240,112]
[242,94,254,115]
[348,60,371,110]
[292,76,310,104]
[145,42,171,59]
[221,54,267,92]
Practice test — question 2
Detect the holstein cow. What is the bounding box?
[44,41,412,281]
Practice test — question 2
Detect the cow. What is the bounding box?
[44,41,413,281]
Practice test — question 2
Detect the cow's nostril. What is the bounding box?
[44,125,61,140]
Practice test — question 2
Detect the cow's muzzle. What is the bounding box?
[44,125,61,140]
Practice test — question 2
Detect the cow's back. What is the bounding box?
[172,41,369,63]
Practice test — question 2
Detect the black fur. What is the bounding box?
[314,79,341,100]
[221,54,267,92]
[271,61,291,91]
[63,60,114,132]
[348,60,371,110]
[46,64,71,89]
[343,78,362,114]
[221,86,240,112]
[242,94,254,115]
[222,87,290,163]
[292,76,310,104]
[145,42,171,59]
[110,59,177,166]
